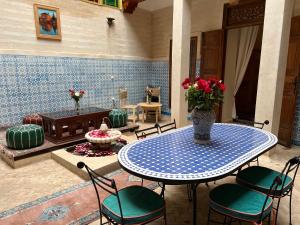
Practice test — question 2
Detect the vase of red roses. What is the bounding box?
[182,77,225,144]
[69,89,85,112]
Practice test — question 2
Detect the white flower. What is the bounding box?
[194,83,198,88]
[75,92,80,97]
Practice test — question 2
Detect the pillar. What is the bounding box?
[255,0,295,135]
[171,0,192,127]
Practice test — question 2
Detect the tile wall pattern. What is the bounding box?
[292,91,300,145]
[0,55,170,126]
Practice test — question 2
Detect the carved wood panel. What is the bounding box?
[223,0,265,29]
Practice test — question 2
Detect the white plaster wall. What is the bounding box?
[151,0,225,60]
[0,0,152,60]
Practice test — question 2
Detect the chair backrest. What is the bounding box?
[147,86,160,103]
[119,88,128,107]
[77,161,125,225]
[158,119,176,133]
[278,156,300,196]
[233,118,269,129]
[258,176,283,224]
[258,156,300,224]
[135,124,160,140]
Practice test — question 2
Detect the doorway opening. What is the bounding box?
[222,25,263,122]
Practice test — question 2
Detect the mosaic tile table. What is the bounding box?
[118,123,278,225]
[39,107,110,144]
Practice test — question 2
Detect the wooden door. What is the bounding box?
[278,16,300,147]
[189,37,198,81]
[200,30,225,121]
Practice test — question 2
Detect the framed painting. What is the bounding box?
[33,4,62,41]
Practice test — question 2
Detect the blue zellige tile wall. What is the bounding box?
[0,55,170,126]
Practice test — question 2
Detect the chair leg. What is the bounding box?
[289,190,293,225]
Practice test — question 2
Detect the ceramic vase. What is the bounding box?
[191,109,215,144]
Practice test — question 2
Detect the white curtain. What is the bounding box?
[232,25,259,118]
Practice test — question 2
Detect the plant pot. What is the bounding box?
[191,109,215,144]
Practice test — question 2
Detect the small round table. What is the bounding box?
[138,102,162,123]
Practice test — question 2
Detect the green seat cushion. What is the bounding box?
[6,124,44,150]
[109,109,128,128]
[209,183,272,222]
[102,185,164,225]
[236,166,293,197]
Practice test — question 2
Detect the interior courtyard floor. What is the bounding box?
[0,116,299,225]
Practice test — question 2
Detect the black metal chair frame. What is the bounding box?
[207,176,283,225]
[135,124,160,140]
[157,119,176,133]
[267,156,300,225]
[77,161,167,225]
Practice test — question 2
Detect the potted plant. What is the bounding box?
[182,76,225,144]
[69,89,85,111]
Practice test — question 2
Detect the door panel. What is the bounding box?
[189,37,198,81]
[200,30,225,121]
[278,16,300,147]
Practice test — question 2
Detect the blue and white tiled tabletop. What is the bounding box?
[118,123,278,183]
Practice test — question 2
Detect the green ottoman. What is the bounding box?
[6,124,44,150]
[109,109,128,128]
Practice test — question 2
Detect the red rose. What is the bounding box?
[219,83,226,91]
[204,86,212,93]
[183,84,189,89]
[197,79,209,90]
[80,90,85,94]
[181,78,191,87]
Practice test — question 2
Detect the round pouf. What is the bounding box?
[23,114,43,126]
[6,124,45,150]
[109,109,128,128]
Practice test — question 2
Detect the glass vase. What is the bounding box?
[75,100,80,112]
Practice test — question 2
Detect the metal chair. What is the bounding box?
[135,124,160,140]
[77,162,167,225]
[233,118,269,166]
[236,156,300,225]
[207,176,283,225]
[158,119,176,133]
